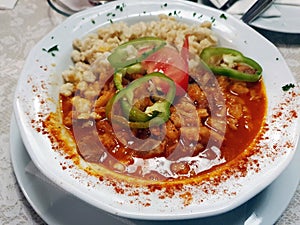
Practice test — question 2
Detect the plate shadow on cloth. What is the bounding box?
[254,28,300,46]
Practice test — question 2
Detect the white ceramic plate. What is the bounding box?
[251,4,300,33]
[10,115,300,225]
[13,0,300,220]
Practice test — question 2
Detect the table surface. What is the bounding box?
[1,0,300,224]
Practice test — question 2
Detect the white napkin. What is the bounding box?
[244,213,262,225]
[226,0,300,18]
[0,0,18,9]
[58,0,92,11]
[275,0,300,5]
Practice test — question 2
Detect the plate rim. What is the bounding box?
[251,4,300,34]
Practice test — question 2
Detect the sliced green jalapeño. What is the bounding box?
[113,63,145,90]
[200,47,262,82]
[106,72,176,129]
[107,37,166,69]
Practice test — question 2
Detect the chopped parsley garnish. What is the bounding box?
[42,44,59,57]
[106,12,116,23]
[168,10,181,17]
[211,16,216,23]
[282,83,295,91]
[174,10,180,15]
[106,12,116,17]
[161,3,168,8]
[106,3,125,23]
[115,3,126,12]
[220,13,227,19]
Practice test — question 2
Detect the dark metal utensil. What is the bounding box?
[241,0,275,24]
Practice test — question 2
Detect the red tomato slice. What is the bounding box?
[181,34,189,70]
[142,43,189,96]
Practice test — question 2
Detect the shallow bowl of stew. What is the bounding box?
[13,0,300,220]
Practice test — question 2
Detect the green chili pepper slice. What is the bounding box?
[113,63,145,90]
[108,37,167,69]
[200,47,262,82]
[106,72,176,129]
